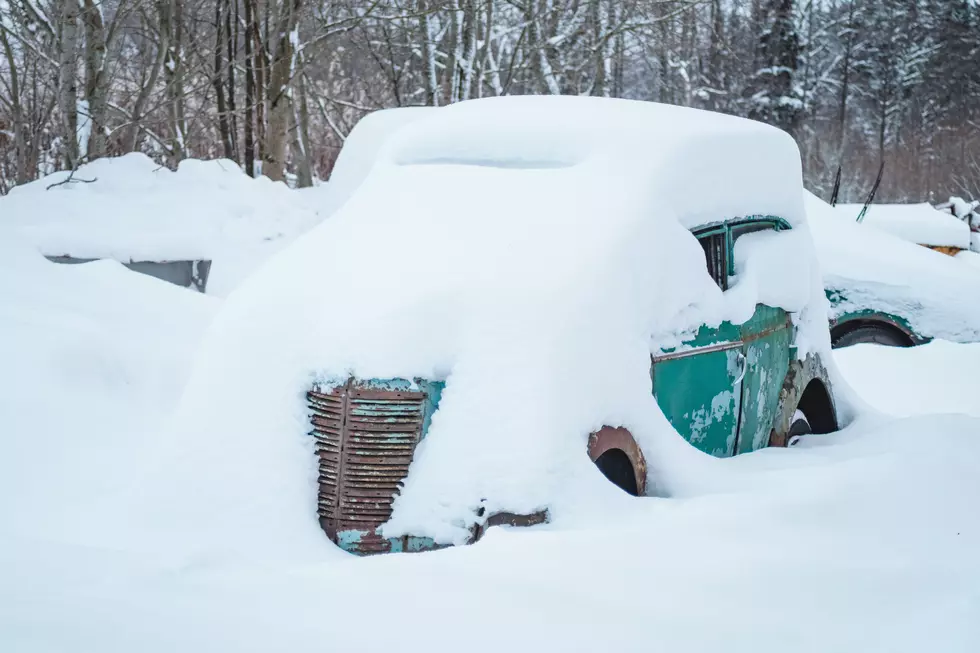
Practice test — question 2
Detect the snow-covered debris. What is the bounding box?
[806,192,980,343]
[0,153,327,296]
[0,234,216,540]
[837,202,972,250]
[132,96,835,558]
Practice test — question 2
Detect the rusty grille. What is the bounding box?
[309,381,427,553]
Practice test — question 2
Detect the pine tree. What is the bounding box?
[746,0,804,136]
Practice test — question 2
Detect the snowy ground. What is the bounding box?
[2,237,978,651]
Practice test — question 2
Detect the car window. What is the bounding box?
[696,230,728,291]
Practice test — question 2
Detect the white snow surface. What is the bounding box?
[3,159,980,651]
[838,202,972,249]
[807,192,980,342]
[0,234,217,541]
[142,96,836,553]
[835,340,980,418]
[0,153,327,296]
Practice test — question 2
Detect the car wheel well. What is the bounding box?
[594,448,639,496]
[831,318,914,349]
[796,378,837,434]
[588,426,647,496]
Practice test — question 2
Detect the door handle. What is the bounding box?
[733,350,747,385]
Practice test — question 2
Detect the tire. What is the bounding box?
[771,410,812,448]
[831,323,910,349]
[787,410,812,446]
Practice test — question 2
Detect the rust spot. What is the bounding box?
[468,509,550,544]
[588,426,647,496]
[309,380,426,555]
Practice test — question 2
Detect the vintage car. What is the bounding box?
[323,109,980,352]
[297,97,842,555]
[805,192,980,348]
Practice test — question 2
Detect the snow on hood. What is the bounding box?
[837,202,971,249]
[144,97,831,557]
[806,192,980,342]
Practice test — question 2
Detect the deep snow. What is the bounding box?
[0,153,328,296]
[141,96,839,551]
[2,203,979,653]
[837,202,972,250]
[2,100,979,653]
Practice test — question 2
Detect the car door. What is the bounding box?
[651,226,746,458]
[729,219,794,454]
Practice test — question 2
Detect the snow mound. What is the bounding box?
[835,340,980,418]
[837,202,971,249]
[0,153,327,296]
[806,192,980,342]
[0,234,216,540]
[139,97,830,557]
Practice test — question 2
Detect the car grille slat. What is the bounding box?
[309,380,427,554]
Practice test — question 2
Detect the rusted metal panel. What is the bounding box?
[587,426,648,496]
[309,378,431,555]
[735,304,792,454]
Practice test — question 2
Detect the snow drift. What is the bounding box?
[0,153,328,296]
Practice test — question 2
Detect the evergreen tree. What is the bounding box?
[746,0,804,136]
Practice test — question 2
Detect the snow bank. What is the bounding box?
[0,234,216,541]
[837,202,971,249]
[956,250,980,270]
[131,96,834,557]
[6,410,980,652]
[0,153,327,296]
[807,192,980,342]
[834,340,980,418]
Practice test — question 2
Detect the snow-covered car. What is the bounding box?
[805,193,980,347]
[182,97,844,556]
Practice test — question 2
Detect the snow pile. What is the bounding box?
[0,153,327,296]
[835,340,980,418]
[806,192,980,342]
[956,250,980,270]
[837,202,971,249]
[0,234,216,541]
[133,96,833,557]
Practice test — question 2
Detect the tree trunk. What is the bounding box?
[289,68,313,187]
[213,0,234,158]
[226,0,239,160]
[419,0,440,105]
[163,0,187,164]
[262,0,302,182]
[124,3,170,152]
[243,0,256,175]
[58,0,81,168]
[0,28,29,184]
[81,0,110,159]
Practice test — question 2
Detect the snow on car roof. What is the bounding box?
[836,202,971,249]
[156,97,829,551]
[385,96,806,230]
[806,192,980,343]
